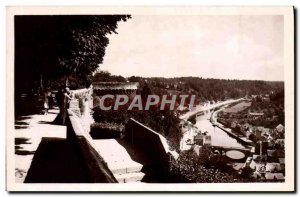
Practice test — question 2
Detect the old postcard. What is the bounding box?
[6,6,294,191]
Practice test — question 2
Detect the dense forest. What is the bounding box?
[128,77,284,102]
[93,71,284,103]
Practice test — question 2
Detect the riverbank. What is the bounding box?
[210,108,255,147]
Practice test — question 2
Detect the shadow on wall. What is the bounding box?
[24,137,92,183]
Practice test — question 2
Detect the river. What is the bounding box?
[195,110,245,148]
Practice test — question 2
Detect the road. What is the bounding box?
[179,98,245,120]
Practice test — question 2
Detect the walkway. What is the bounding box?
[15,108,67,182]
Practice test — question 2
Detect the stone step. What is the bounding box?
[109,161,144,174]
[115,172,146,183]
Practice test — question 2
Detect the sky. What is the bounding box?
[100,15,284,81]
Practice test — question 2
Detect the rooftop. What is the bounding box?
[265,173,285,180]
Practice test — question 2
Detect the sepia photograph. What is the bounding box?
[6,6,295,192]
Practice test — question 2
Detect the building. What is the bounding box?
[265,173,285,182]
[93,82,139,98]
[253,141,268,161]
[276,124,285,133]
[265,163,282,173]
[249,112,264,116]
[194,133,211,146]
[275,139,285,148]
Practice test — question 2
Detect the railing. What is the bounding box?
[69,85,94,132]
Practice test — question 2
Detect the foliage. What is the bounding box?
[240,166,255,180]
[187,115,197,125]
[93,106,182,151]
[15,15,131,92]
[90,122,125,139]
[93,70,127,82]
[218,91,285,129]
[131,77,284,103]
[169,149,238,183]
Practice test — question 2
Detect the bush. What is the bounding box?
[92,105,182,151]
[90,122,125,139]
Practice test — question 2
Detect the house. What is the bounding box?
[179,120,187,129]
[253,154,267,161]
[249,160,260,170]
[249,112,264,116]
[194,134,211,146]
[256,126,264,132]
[276,124,285,133]
[250,147,255,154]
[255,141,268,155]
[246,130,254,139]
[267,135,273,142]
[232,163,245,171]
[261,128,270,136]
[275,139,285,148]
[267,149,276,158]
[254,129,262,139]
[278,158,285,171]
[265,173,285,181]
[266,163,282,173]
[231,121,237,129]
[244,156,253,168]
[276,150,285,158]
[263,96,270,102]
[242,123,250,130]
[268,140,275,147]
[193,145,202,156]
[249,160,266,173]
[278,158,285,165]
[260,136,267,142]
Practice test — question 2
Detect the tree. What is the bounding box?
[15,15,131,92]
[240,166,254,180]
[93,71,126,82]
[169,149,238,183]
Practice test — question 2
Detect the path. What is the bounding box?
[15,108,66,182]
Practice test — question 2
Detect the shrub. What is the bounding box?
[90,122,125,139]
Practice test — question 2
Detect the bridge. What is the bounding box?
[210,145,251,159]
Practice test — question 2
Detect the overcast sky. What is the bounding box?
[100,15,283,81]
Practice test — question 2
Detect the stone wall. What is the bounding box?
[125,118,178,167]
[67,109,117,183]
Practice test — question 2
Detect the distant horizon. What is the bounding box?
[97,70,284,83]
[100,15,284,81]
